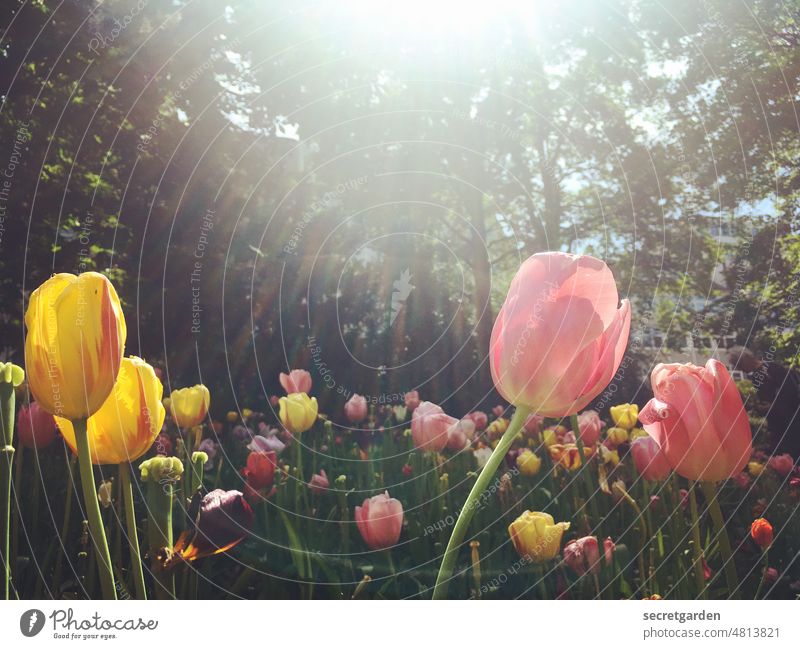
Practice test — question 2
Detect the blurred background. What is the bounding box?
[1,0,798,418]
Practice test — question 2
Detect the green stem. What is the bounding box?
[10,444,22,595]
[52,454,76,595]
[119,462,146,600]
[754,549,768,600]
[702,481,740,599]
[570,414,600,532]
[145,479,175,599]
[73,418,117,600]
[433,405,530,599]
[190,453,205,495]
[688,482,707,599]
[0,382,15,600]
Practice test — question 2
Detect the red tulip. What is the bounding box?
[344,394,368,424]
[242,450,277,490]
[411,401,457,452]
[355,492,404,550]
[16,402,58,449]
[750,518,773,550]
[279,369,312,395]
[767,453,794,477]
[639,360,752,482]
[576,410,602,446]
[563,536,601,576]
[402,463,413,476]
[630,436,672,481]
[490,252,630,416]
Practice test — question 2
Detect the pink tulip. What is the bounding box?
[576,410,602,446]
[639,360,752,482]
[630,436,672,481]
[767,453,794,477]
[492,405,505,418]
[465,411,488,432]
[733,472,751,489]
[446,419,475,451]
[344,394,368,424]
[522,413,544,436]
[17,402,58,449]
[563,536,601,576]
[490,252,631,417]
[308,469,329,495]
[279,369,312,395]
[355,492,404,550]
[404,390,421,412]
[411,401,458,452]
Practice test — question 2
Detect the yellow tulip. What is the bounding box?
[226,411,238,423]
[486,417,509,438]
[748,461,764,477]
[169,384,210,428]
[606,426,629,447]
[630,427,647,440]
[508,511,570,563]
[24,272,126,420]
[56,356,165,465]
[279,392,318,434]
[242,408,253,419]
[516,449,542,477]
[548,443,582,471]
[610,403,639,430]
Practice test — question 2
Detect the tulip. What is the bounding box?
[279,392,318,434]
[174,489,254,562]
[521,413,544,437]
[24,272,126,420]
[748,461,765,477]
[226,411,238,423]
[404,390,421,412]
[610,403,639,430]
[489,253,630,417]
[733,472,751,489]
[603,537,616,565]
[549,443,581,471]
[630,427,647,440]
[56,356,165,464]
[750,518,773,550]
[242,451,277,490]
[466,410,488,431]
[516,449,542,477]
[355,492,404,550]
[308,469,329,495]
[269,395,280,407]
[508,511,570,563]
[344,393,368,423]
[279,369,312,395]
[232,424,253,442]
[486,417,509,439]
[248,433,286,455]
[446,419,475,451]
[242,408,253,419]
[402,463,413,476]
[411,401,458,452]
[169,384,210,428]
[155,433,173,456]
[563,536,601,576]
[576,410,602,446]
[97,480,113,508]
[393,405,407,421]
[492,405,505,418]
[605,426,629,448]
[639,360,752,482]
[630,436,672,481]
[764,567,778,583]
[16,402,58,449]
[767,453,794,477]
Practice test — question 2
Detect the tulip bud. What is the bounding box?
[748,461,765,477]
[609,403,638,430]
[466,410,489,432]
[169,385,210,428]
[750,518,773,550]
[280,370,312,395]
[508,511,570,563]
[563,536,601,575]
[630,436,671,481]
[242,408,253,420]
[605,426,629,448]
[355,492,404,550]
[279,393,318,434]
[767,453,794,477]
[344,394,368,424]
[140,456,184,484]
[308,469,329,495]
[403,390,421,412]
[16,402,58,449]
[576,410,602,446]
[226,411,238,423]
[516,449,542,477]
[764,567,778,583]
[242,451,277,490]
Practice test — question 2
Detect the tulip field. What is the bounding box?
[2,0,800,613]
[1,254,799,601]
